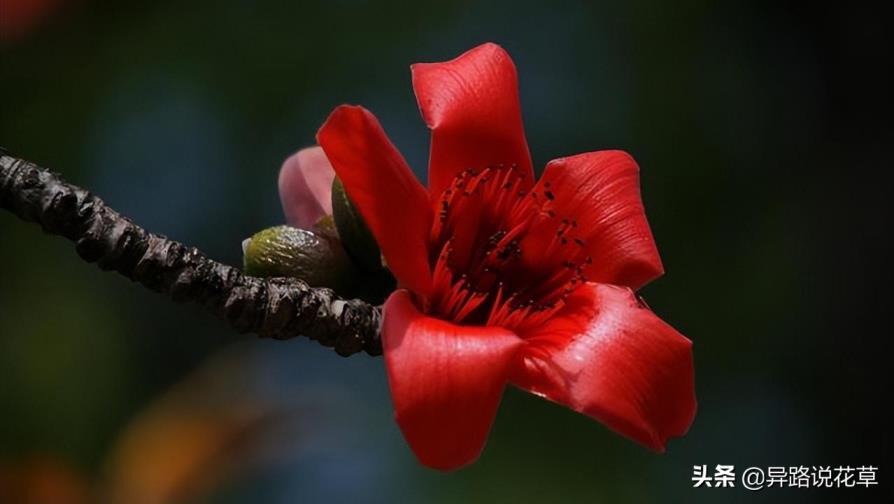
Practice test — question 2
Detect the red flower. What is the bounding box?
[317,43,696,470]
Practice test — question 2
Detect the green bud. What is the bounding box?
[331,177,385,273]
[242,225,354,290]
[312,214,338,239]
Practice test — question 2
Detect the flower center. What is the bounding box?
[426,164,592,332]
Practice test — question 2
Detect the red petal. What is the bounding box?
[510,283,696,451]
[278,146,335,230]
[317,105,433,296]
[383,290,523,470]
[412,43,534,200]
[531,151,663,290]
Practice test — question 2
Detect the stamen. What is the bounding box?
[426,164,591,332]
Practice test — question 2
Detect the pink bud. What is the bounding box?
[278,146,335,229]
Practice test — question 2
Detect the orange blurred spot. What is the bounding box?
[0,456,91,504]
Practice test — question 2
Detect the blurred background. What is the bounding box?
[1,0,891,502]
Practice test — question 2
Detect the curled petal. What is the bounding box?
[510,283,696,451]
[412,43,534,200]
[527,151,664,290]
[278,146,335,230]
[317,105,433,296]
[383,290,523,470]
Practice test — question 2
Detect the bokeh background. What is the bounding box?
[1,1,890,502]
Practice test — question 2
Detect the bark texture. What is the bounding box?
[0,147,382,356]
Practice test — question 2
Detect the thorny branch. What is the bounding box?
[0,147,382,356]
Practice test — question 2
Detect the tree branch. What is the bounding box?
[0,147,382,356]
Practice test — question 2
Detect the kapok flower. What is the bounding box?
[316,43,696,470]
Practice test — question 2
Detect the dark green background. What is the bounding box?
[1,1,890,502]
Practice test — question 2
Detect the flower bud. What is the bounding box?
[242,225,354,291]
[331,176,386,274]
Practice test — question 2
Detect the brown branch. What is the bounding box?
[0,147,382,356]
